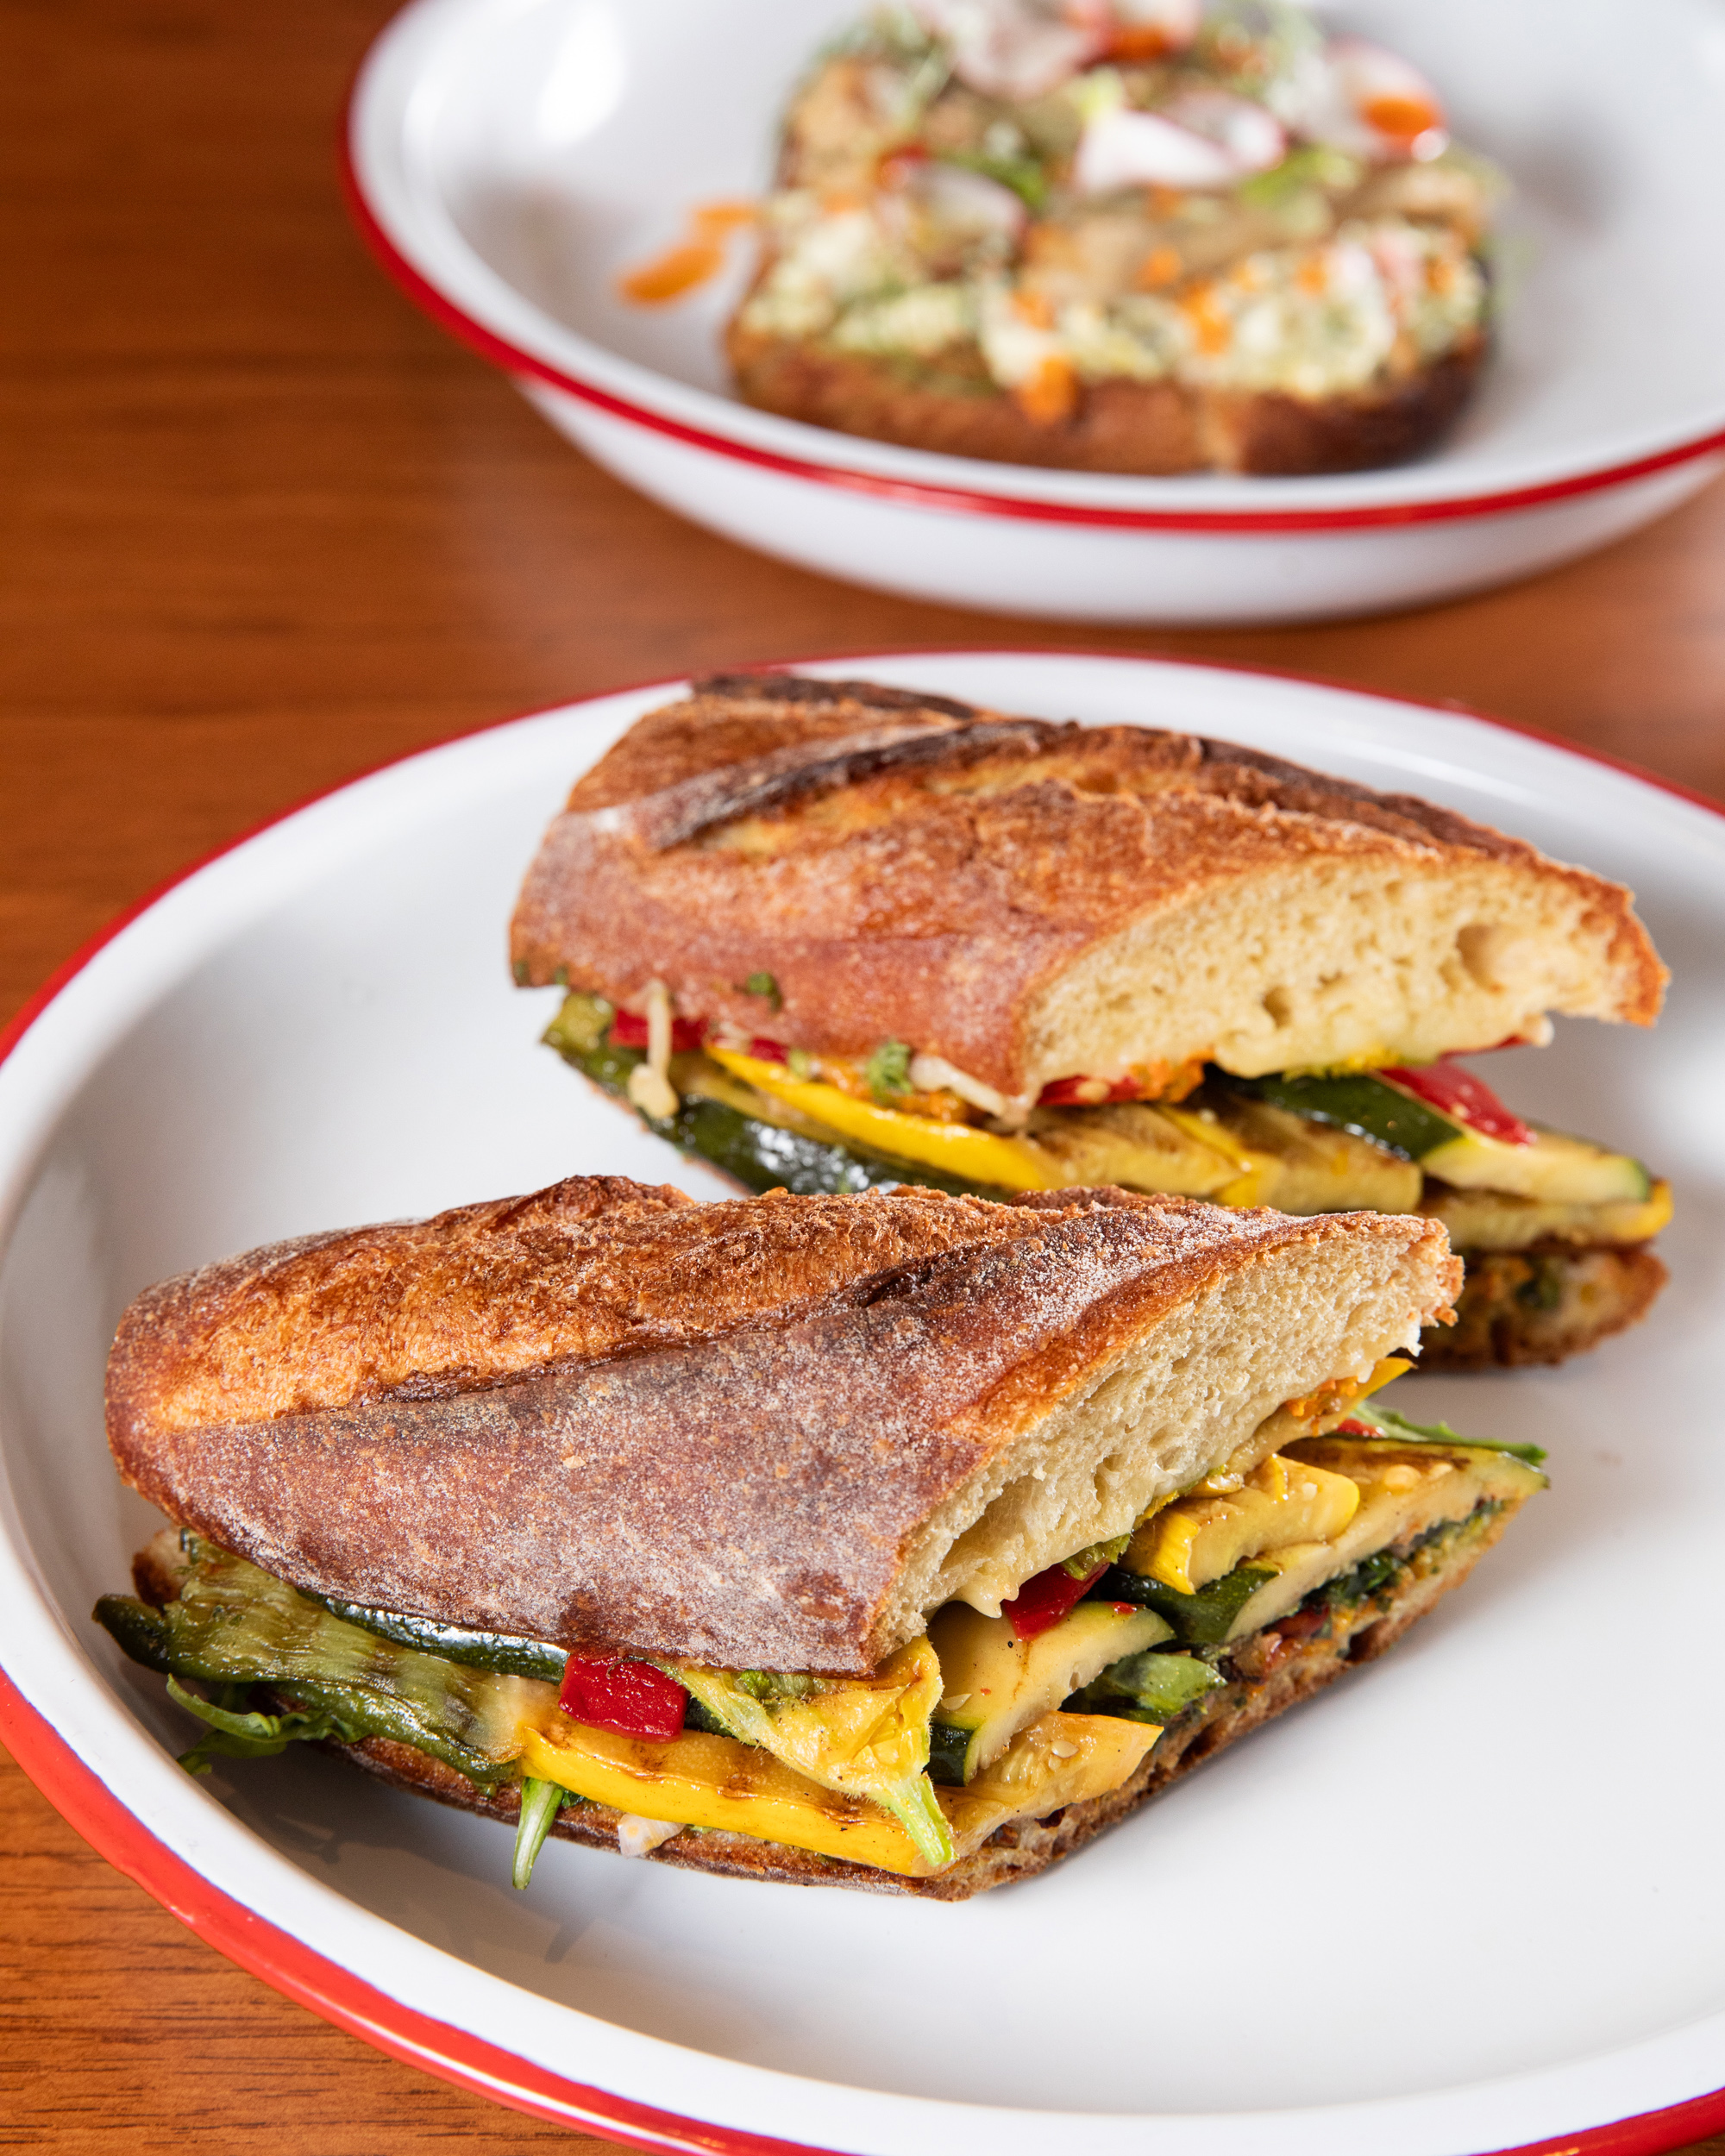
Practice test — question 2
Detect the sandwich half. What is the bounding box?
[97,1175,1542,1897]
[511,674,1671,1369]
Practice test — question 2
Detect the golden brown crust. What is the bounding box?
[106,1174,1446,1674]
[329,1495,1517,1898]
[509,677,1666,1095]
[1423,1244,1669,1370]
[726,319,1484,478]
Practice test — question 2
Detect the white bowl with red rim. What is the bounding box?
[344,0,1725,624]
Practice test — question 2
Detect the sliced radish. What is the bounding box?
[1277,36,1448,161]
[1158,88,1286,172]
[910,0,1102,103]
[1075,93,1283,192]
[910,158,1028,242]
[1328,37,1448,158]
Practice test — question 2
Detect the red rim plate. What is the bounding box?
[6,650,1725,2154]
[338,54,1725,541]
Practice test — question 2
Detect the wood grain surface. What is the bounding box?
[3,2,1723,2149]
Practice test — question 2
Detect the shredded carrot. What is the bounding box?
[1295,253,1329,297]
[1428,254,1458,296]
[1013,354,1079,425]
[1137,244,1182,291]
[618,241,726,305]
[1146,185,1186,219]
[1012,288,1056,329]
[1181,285,1231,354]
[1363,93,1440,146]
[618,199,758,306]
[691,199,759,240]
[1107,25,1176,60]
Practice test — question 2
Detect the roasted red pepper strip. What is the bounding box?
[1037,1075,1145,1107]
[1003,1561,1110,1642]
[558,1653,689,1740]
[608,1012,706,1053]
[1332,1418,1380,1438]
[747,1037,788,1063]
[1378,1059,1532,1145]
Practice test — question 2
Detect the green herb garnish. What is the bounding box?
[512,1776,568,1890]
[866,1039,913,1100]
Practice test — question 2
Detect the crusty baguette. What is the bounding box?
[323,1492,1516,1898]
[510,674,1665,1100]
[727,317,1485,478]
[107,1175,1457,1676]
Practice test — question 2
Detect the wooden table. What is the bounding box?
[3,3,1723,2148]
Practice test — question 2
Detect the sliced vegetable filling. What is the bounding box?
[97,1382,1540,1885]
[543,991,1660,1250]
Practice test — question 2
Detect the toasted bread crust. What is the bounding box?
[510,677,1665,1096]
[106,1175,1451,1674]
[1421,1243,1669,1370]
[328,1495,1515,1898]
[726,320,1484,477]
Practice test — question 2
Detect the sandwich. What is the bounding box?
[95,1174,1542,1897]
[511,674,1672,1370]
[716,0,1498,475]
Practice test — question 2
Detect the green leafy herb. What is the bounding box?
[866,1039,913,1100]
[166,1675,352,1775]
[1353,1401,1547,1467]
[938,149,1049,211]
[1237,142,1362,210]
[732,1670,822,1703]
[512,1776,568,1890]
[511,960,530,986]
[740,971,782,1012]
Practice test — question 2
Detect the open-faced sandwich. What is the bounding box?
[512,674,1671,1369]
[96,1174,1541,1896]
[714,0,1499,474]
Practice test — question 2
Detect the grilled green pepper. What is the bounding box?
[95,1539,551,1784]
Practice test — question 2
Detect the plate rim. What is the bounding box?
[341,0,1725,536]
[6,647,1725,2155]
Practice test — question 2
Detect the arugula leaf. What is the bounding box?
[1353,1401,1547,1466]
[166,1676,351,1774]
[512,1776,568,1890]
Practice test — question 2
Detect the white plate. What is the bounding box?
[345,0,1725,624]
[3,654,1725,2155]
